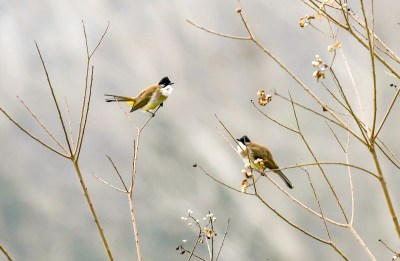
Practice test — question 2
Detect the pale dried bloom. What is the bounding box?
[312,55,328,81]
[299,15,315,27]
[241,179,249,193]
[203,228,216,239]
[257,90,272,106]
[328,41,342,52]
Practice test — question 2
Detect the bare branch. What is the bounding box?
[186,19,250,40]
[0,243,14,261]
[91,172,127,193]
[35,41,73,155]
[0,107,69,158]
[216,218,230,260]
[17,96,68,153]
[106,155,128,192]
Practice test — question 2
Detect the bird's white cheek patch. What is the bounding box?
[161,87,173,97]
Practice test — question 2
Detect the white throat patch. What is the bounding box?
[161,86,173,97]
[237,141,246,152]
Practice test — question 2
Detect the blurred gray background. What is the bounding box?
[1,0,400,260]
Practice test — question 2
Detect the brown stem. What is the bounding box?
[72,159,114,260]
[370,146,400,237]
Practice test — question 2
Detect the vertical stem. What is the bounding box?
[0,243,13,261]
[371,146,400,237]
[128,193,143,261]
[72,159,114,261]
[349,226,376,260]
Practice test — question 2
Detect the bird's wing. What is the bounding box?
[130,85,159,111]
[250,143,279,169]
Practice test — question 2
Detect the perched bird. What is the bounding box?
[105,76,174,116]
[237,135,293,189]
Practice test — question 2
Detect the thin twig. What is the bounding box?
[0,243,14,261]
[216,218,230,260]
[289,92,348,224]
[107,155,129,192]
[182,245,207,261]
[91,172,126,193]
[73,161,114,260]
[186,19,250,40]
[0,107,69,158]
[128,196,142,261]
[76,65,94,160]
[64,97,75,149]
[17,96,68,153]
[35,42,73,155]
[76,21,109,156]
[378,239,398,255]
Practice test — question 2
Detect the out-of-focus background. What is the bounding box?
[1,0,400,260]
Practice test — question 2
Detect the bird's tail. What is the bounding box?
[273,169,294,189]
[104,94,135,106]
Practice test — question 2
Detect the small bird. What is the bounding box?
[237,135,293,189]
[105,76,174,116]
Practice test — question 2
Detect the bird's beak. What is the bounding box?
[236,138,240,141]
[170,82,175,85]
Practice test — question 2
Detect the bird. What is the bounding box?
[105,76,174,116]
[236,135,293,189]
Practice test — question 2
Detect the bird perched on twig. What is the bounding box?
[105,76,174,116]
[237,135,293,189]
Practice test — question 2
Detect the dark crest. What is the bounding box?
[237,135,251,144]
[159,76,174,86]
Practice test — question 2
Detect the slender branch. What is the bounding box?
[274,92,367,146]
[216,218,230,261]
[64,97,75,149]
[91,172,127,193]
[89,21,110,58]
[378,239,398,255]
[196,164,347,227]
[76,65,94,160]
[128,196,142,261]
[17,96,68,153]
[0,107,69,158]
[370,147,400,237]
[300,166,331,240]
[0,243,14,261]
[187,235,202,261]
[374,87,400,139]
[73,161,114,260]
[182,245,207,261]
[359,0,377,139]
[107,155,129,192]
[289,92,332,239]
[210,211,214,260]
[186,19,250,40]
[75,21,109,156]
[277,162,378,179]
[289,92,349,223]
[349,226,376,260]
[251,100,298,133]
[194,164,253,194]
[35,42,73,155]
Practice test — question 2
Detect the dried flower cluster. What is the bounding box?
[327,41,342,52]
[176,210,218,255]
[299,15,315,27]
[312,55,328,81]
[257,90,272,106]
